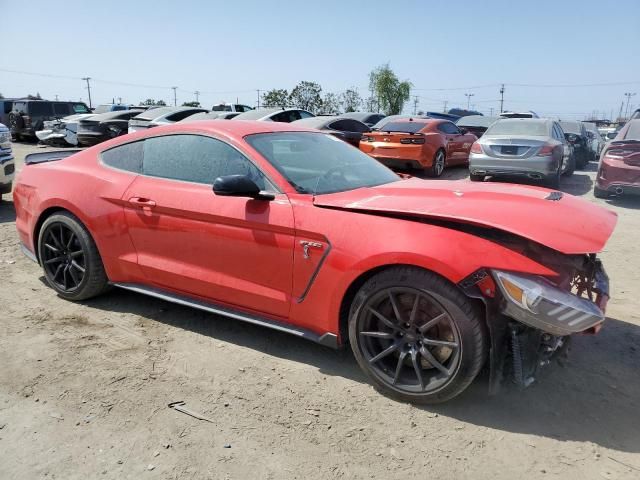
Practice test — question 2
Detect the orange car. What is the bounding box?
[360,119,478,176]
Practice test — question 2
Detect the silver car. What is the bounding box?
[469,118,573,188]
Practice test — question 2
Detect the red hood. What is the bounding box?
[314,178,617,255]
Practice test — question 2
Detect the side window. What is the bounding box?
[53,103,70,116]
[3,102,13,114]
[142,135,270,190]
[166,110,204,122]
[298,111,314,119]
[438,122,456,134]
[270,111,289,123]
[328,120,349,131]
[101,141,144,173]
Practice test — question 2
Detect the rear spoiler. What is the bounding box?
[25,149,82,165]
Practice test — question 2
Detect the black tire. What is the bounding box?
[348,267,486,404]
[469,173,485,182]
[38,212,109,301]
[426,149,446,178]
[546,169,561,189]
[575,151,587,170]
[563,154,575,177]
[593,186,609,199]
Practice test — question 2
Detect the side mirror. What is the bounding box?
[212,174,274,200]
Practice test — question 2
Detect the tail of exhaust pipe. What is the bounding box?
[614,186,624,195]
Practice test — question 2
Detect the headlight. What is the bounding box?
[493,270,604,336]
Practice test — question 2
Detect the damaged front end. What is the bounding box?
[35,120,79,146]
[459,250,609,393]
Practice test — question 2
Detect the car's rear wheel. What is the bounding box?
[426,150,446,178]
[348,267,486,404]
[38,212,109,301]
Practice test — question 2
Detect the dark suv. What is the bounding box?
[9,100,91,141]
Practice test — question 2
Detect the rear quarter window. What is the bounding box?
[101,141,144,173]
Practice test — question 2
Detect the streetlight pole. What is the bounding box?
[465,93,474,110]
[82,77,92,109]
[194,90,200,105]
[171,86,177,106]
[500,84,505,113]
[624,92,636,119]
[257,89,261,109]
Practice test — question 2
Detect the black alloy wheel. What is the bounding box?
[349,267,486,404]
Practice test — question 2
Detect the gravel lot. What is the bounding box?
[1,142,639,480]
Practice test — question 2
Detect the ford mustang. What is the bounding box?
[13,121,616,403]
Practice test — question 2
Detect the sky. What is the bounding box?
[2,0,639,119]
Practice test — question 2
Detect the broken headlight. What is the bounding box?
[493,270,604,336]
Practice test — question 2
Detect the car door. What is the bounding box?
[122,133,296,318]
[448,122,475,163]
[437,122,461,162]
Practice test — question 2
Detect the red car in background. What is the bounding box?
[359,119,477,176]
[14,120,615,404]
[595,119,640,198]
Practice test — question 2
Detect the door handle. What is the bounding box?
[300,241,323,259]
[128,197,156,210]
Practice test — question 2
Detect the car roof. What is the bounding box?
[132,106,199,121]
[126,120,320,139]
[232,108,309,120]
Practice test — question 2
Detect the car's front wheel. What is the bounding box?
[38,212,109,301]
[348,267,486,404]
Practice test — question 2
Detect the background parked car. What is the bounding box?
[128,106,208,133]
[468,118,573,188]
[455,115,500,138]
[77,109,145,146]
[232,107,314,122]
[292,116,371,147]
[559,120,592,168]
[0,122,15,200]
[594,119,640,198]
[583,121,604,157]
[35,113,97,146]
[339,112,386,127]
[211,103,254,112]
[92,104,134,114]
[425,112,461,121]
[360,119,477,177]
[9,100,91,141]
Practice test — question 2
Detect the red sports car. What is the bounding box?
[359,119,477,176]
[14,121,616,403]
[594,119,640,198]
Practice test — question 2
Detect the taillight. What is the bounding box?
[400,138,425,144]
[537,145,555,156]
[470,142,482,154]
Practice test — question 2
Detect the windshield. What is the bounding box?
[485,120,549,136]
[380,122,427,133]
[245,132,399,195]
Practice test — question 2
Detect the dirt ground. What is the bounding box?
[1,142,639,480]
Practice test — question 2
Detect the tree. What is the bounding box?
[182,101,201,107]
[262,89,289,108]
[341,88,362,112]
[320,92,341,114]
[27,93,42,100]
[369,64,412,115]
[141,98,166,106]
[289,81,323,113]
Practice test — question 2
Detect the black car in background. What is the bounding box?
[559,120,592,168]
[76,109,144,147]
[456,115,500,138]
[9,100,91,140]
[291,116,371,147]
[339,112,386,128]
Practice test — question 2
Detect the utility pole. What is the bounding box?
[54,94,59,101]
[624,92,636,119]
[465,93,474,110]
[618,102,624,122]
[443,100,448,113]
[412,96,418,115]
[194,91,200,105]
[118,97,122,104]
[489,107,494,116]
[499,84,505,113]
[257,89,261,109]
[82,77,92,109]
[171,86,178,106]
